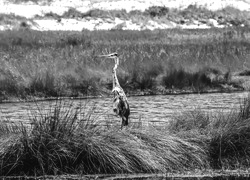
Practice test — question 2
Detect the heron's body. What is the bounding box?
[99,52,130,129]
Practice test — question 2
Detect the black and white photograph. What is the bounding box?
[0,0,250,179]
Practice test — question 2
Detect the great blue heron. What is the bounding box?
[98,52,130,129]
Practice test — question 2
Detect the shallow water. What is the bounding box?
[0,92,249,126]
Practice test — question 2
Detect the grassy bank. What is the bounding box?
[1,94,250,176]
[0,28,250,101]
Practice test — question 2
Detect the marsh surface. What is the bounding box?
[0,92,249,126]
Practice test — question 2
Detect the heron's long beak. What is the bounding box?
[97,54,111,58]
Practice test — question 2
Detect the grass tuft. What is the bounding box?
[0,100,208,176]
[169,95,250,170]
[2,95,250,176]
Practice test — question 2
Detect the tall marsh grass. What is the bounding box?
[0,97,250,176]
[0,100,207,176]
[0,28,249,100]
[2,95,250,176]
[169,95,250,169]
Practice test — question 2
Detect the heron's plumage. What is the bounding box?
[99,52,130,129]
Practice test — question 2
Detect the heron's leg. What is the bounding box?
[120,117,124,130]
[122,116,128,127]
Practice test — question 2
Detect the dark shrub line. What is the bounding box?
[0,65,235,100]
[161,67,229,91]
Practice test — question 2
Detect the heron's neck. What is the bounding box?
[115,57,119,66]
[113,57,119,70]
[113,57,121,89]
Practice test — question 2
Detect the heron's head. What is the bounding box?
[98,52,118,59]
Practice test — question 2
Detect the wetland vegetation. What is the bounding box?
[0,28,250,102]
[1,94,250,177]
[1,2,250,179]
